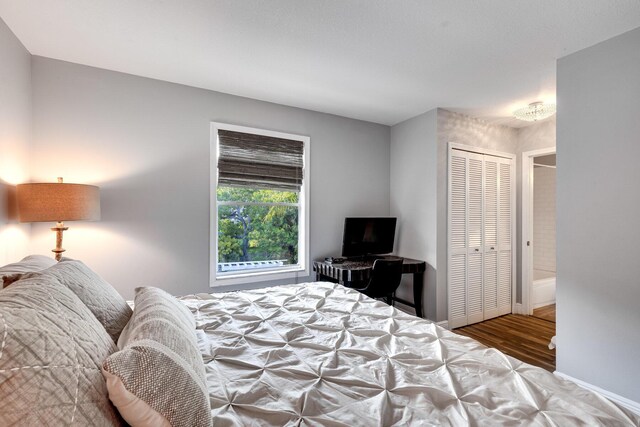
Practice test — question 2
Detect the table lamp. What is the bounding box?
[17,177,101,261]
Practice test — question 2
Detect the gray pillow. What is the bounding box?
[39,258,132,343]
[0,274,122,425]
[0,254,56,288]
[103,287,211,427]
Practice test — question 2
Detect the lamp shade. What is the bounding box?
[17,182,101,223]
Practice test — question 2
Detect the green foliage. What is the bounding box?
[217,187,298,203]
[217,187,299,265]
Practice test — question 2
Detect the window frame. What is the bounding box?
[209,122,310,287]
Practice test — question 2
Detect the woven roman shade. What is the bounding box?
[217,129,304,192]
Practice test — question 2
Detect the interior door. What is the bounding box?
[448,146,514,328]
[466,152,485,325]
[496,157,513,316]
[483,156,500,320]
[448,150,468,329]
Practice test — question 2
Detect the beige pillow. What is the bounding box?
[38,258,132,343]
[0,274,122,425]
[103,287,211,427]
[117,285,195,348]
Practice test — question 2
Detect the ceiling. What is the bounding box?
[1,1,640,127]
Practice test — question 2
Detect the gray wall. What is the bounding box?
[557,26,640,402]
[390,109,437,319]
[517,117,556,153]
[30,57,391,299]
[0,18,31,264]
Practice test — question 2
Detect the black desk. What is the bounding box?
[313,257,426,318]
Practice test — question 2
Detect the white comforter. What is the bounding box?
[179,282,638,426]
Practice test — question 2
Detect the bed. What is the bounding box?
[180,282,639,426]
[1,256,638,426]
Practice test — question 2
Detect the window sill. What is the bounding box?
[210,265,309,287]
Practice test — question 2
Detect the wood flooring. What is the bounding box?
[533,304,556,323]
[453,314,556,372]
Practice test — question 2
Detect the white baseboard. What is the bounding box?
[436,320,449,330]
[533,300,555,309]
[513,303,525,315]
[554,371,640,416]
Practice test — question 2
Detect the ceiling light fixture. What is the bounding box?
[513,101,556,122]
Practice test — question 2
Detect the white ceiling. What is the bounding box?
[2,1,640,127]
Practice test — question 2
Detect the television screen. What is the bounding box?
[341,217,397,257]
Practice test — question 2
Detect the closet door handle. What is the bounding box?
[490,247,495,250]
[474,248,479,252]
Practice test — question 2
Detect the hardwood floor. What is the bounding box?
[533,304,556,322]
[453,314,556,372]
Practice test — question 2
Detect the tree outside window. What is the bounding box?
[217,187,299,270]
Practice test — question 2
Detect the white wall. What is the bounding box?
[533,166,556,273]
[557,26,640,403]
[0,18,30,264]
[390,109,437,319]
[30,57,391,299]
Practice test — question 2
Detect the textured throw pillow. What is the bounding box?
[0,254,56,288]
[103,287,211,427]
[117,285,195,348]
[0,274,122,426]
[38,258,132,343]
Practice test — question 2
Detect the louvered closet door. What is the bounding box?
[466,152,485,325]
[449,149,485,328]
[496,157,513,316]
[448,150,468,329]
[483,156,501,320]
[449,147,514,328]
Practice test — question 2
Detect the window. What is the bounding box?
[210,123,310,286]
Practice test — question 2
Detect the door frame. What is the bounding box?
[521,146,556,315]
[448,142,516,327]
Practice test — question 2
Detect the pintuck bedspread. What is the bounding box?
[179,282,639,426]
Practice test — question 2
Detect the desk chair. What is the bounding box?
[352,259,403,305]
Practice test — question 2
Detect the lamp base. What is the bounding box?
[51,221,69,262]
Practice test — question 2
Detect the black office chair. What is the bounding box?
[352,259,404,305]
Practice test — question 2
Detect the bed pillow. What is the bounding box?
[0,254,56,288]
[38,258,132,343]
[117,284,195,349]
[102,287,211,427]
[0,274,122,425]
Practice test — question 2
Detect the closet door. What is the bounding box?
[466,152,485,325]
[448,146,514,328]
[483,156,501,320]
[448,149,485,328]
[496,157,513,316]
[448,150,468,329]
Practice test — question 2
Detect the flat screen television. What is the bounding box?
[341,217,397,257]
